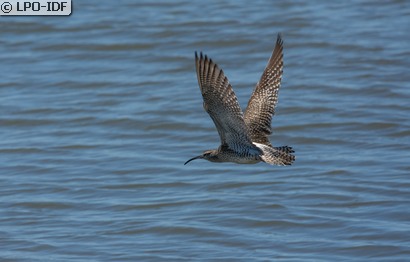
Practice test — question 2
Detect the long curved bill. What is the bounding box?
[184,155,202,165]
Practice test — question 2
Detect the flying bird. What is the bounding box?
[185,34,295,166]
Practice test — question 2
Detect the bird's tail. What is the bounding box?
[254,143,295,166]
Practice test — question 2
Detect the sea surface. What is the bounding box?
[1,0,409,261]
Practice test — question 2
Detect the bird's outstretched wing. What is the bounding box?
[244,34,284,146]
[195,52,255,152]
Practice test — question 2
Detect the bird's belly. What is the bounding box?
[232,157,260,164]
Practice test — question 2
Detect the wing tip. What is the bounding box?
[276,33,283,47]
[195,51,211,64]
[195,51,204,61]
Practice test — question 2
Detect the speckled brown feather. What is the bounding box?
[244,34,284,146]
[195,52,257,153]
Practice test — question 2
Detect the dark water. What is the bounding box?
[1,0,410,261]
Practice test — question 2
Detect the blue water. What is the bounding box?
[1,0,409,261]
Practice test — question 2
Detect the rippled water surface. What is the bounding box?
[1,0,410,261]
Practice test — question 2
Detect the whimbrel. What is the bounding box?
[185,34,295,166]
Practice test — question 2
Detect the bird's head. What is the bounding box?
[184,150,218,165]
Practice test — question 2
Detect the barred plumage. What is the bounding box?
[185,34,295,166]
